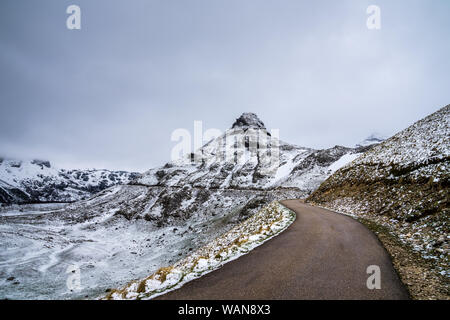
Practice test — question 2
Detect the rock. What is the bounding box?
[31,159,51,169]
[231,113,266,129]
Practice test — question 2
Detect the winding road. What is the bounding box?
[156,200,410,300]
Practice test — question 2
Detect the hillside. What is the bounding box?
[308,104,449,299]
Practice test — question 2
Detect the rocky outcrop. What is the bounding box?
[231,112,266,129]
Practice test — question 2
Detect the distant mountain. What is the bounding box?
[308,104,449,281]
[0,159,140,204]
[356,133,386,147]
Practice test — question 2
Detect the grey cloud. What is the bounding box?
[0,0,449,171]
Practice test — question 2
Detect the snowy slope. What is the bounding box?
[308,104,449,279]
[0,159,140,204]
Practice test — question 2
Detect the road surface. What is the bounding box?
[156,200,410,300]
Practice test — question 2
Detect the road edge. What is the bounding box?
[307,201,449,300]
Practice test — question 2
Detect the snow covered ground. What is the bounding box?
[0,197,256,299]
[0,182,299,300]
[105,202,295,300]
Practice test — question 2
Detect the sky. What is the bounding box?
[0,0,449,172]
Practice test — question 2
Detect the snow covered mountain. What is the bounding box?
[0,112,380,300]
[137,112,372,196]
[51,112,375,228]
[309,105,449,221]
[0,159,140,204]
[0,113,372,206]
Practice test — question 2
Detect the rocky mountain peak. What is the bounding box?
[231,113,266,129]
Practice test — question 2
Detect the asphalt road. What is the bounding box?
[156,200,410,300]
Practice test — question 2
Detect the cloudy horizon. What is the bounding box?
[1,0,449,172]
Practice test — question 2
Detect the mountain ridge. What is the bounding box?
[137,113,372,195]
[1,113,374,206]
[0,158,140,204]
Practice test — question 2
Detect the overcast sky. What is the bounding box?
[0,0,449,172]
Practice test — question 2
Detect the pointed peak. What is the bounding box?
[231,113,266,129]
